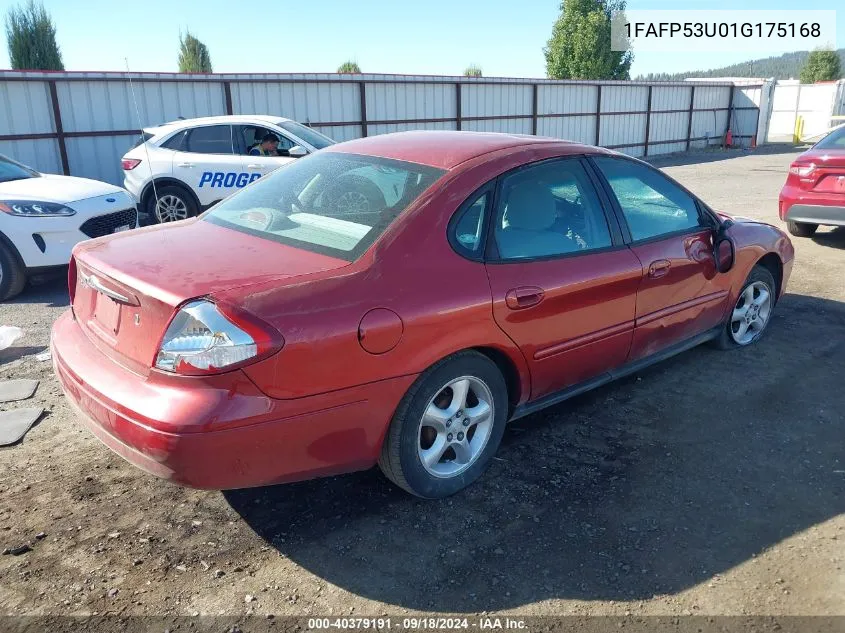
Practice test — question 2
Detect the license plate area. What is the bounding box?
[94,291,121,334]
[113,224,131,233]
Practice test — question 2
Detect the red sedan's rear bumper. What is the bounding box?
[779,185,845,226]
[51,310,416,490]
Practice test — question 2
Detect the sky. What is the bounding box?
[0,0,842,78]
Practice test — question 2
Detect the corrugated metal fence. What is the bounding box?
[766,80,845,143]
[0,71,763,186]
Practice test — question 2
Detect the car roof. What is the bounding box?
[325,130,604,170]
[146,114,293,133]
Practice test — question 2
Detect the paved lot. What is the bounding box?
[0,146,843,618]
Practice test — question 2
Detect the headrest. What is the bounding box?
[503,184,556,231]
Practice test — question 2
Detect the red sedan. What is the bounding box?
[779,125,845,237]
[52,131,794,498]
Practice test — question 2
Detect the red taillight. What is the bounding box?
[154,300,282,376]
[788,162,815,177]
[122,158,141,171]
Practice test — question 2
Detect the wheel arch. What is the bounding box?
[0,229,27,270]
[140,178,201,213]
[756,252,783,300]
[471,346,525,417]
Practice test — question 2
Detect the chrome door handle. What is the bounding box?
[246,164,266,169]
[648,259,671,278]
[177,162,195,168]
[505,286,545,310]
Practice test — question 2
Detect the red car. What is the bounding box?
[52,131,795,498]
[779,125,845,237]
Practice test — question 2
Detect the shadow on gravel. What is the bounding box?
[812,227,845,250]
[225,292,845,611]
[648,143,801,169]
[12,275,70,308]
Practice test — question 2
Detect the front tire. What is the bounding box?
[379,351,509,498]
[148,185,198,223]
[0,243,27,302]
[714,265,776,349]
[787,221,818,237]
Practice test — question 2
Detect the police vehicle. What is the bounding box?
[0,154,137,301]
[121,115,336,223]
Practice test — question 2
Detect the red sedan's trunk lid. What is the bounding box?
[70,219,349,374]
[794,149,845,193]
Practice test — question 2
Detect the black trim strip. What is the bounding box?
[510,325,722,421]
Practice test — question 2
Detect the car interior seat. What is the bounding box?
[496,183,571,258]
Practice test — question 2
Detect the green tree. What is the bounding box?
[337,61,361,73]
[4,0,63,71]
[463,65,482,77]
[799,48,842,83]
[544,0,632,80]
[178,31,212,73]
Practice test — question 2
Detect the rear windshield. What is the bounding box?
[813,126,845,150]
[203,152,445,261]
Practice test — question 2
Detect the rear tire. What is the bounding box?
[787,221,818,237]
[378,351,508,499]
[0,243,27,302]
[147,185,198,223]
[713,265,776,350]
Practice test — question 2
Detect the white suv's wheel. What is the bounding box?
[149,185,197,223]
[0,243,27,302]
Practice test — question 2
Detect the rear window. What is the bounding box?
[184,125,234,154]
[203,152,445,261]
[813,126,845,150]
[131,132,155,149]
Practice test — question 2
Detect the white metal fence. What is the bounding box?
[0,71,764,186]
[765,80,845,143]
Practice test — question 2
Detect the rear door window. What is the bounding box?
[184,125,234,155]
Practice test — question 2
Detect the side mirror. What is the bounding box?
[714,231,735,273]
[288,145,307,158]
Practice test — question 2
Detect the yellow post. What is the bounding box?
[793,115,803,144]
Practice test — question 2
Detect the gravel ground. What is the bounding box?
[0,145,843,620]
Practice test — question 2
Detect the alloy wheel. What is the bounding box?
[155,195,189,223]
[417,376,495,478]
[730,281,772,345]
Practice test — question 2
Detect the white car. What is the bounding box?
[121,115,336,223]
[0,155,137,301]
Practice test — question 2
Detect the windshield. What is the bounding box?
[813,126,845,150]
[0,155,38,183]
[203,152,445,261]
[278,121,336,150]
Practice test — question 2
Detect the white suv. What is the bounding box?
[121,115,336,223]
